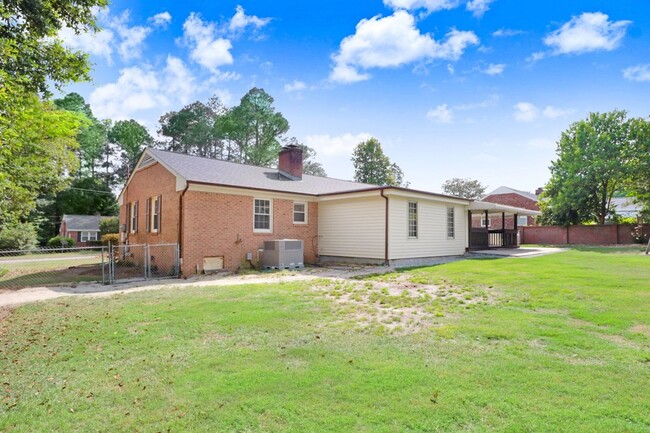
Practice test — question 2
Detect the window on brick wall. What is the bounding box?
[130,202,138,233]
[151,196,160,233]
[254,199,272,232]
[80,231,98,242]
[447,207,455,239]
[293,202,307,224]
[481,217,491,228]
[517,215,528,226]
[408,201,418,238]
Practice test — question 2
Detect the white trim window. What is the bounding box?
[447,207,455,239]
[293,202,307,224]
[254,199,272,232]
[408,201,418,238]
[151,196,160,233]
[481,217,491,228]
[130,202,138,233]
[81,231,98,242]
[517,215,528,227]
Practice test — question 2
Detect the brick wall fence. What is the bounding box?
[521,224,650,245]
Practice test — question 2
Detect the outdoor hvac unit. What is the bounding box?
[262,239,304,270]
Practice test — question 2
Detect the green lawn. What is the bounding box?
[1,248,649,432]
[0,251,104,289]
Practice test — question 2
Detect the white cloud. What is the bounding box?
[182,12,234,72]
[90,66,166,120]
[426,104,453,123]
[383,0,460,13]
[623,64,650,82]
[513,102,572,122]
[513,102,539,122]
[454,94,499,110]
[284,80,307,93]
[482,63,505,75]
[466,0,495,18]
[330,11,478,83]
[228,5,271,35]
[89,56,204,120]
[543,12,631,55]
[304,133,373,157]
[542,105,573,119]
[58,7,159,62]
[492,28,523,37]
[164,56,196,105]
[149,12,171,28]
[59,26,114,62]
[112,11,151,61]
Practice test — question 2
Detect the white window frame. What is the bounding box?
[293,202,308,225]
[517,215,528,227]
[408,201,418,239]
[151,196,159,233]
[447,207,455,239]
[130,203,137,234]
[481,217,491,228]
[81,231,98,242]
[253,198,273,233]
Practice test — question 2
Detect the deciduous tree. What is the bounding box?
[541,111,636,225]
[442,178,486,199]
[351,138,406,186]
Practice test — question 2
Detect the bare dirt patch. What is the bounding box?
[312,274,494,334]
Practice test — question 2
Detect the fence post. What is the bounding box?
[101,247,105,285]
[145,244,150,280]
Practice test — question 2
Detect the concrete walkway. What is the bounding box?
[470,246,566,258]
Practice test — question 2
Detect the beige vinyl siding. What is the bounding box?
[389,196,467,259]
[318,196,386,259]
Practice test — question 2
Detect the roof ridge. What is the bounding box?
[148,147,378,187]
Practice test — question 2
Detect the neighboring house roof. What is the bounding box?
[483,186,538,202]
[611,197,641,216]
[61,215,108,231]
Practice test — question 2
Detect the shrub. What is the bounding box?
[631,224,648,244]
[0,223,39,251]
[47,236,76,248]
[100,217,119,235]
[101,233,120,247]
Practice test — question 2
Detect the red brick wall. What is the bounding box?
[521,224,650,245]
[182,191,318,274]
[119,162,182,248]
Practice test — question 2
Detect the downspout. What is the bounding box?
[380,188,389,266]
[178,182,190,273]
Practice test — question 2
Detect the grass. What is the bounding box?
[0,251,104,289]
[1,248,649,432]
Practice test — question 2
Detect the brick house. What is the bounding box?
[472,186,540,230]
[59,215,110,246]
[118,147,538,274]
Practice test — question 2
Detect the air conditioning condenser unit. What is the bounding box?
[262,239,304,270]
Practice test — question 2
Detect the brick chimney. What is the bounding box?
[535,187,544,196]
[278,145,303,180]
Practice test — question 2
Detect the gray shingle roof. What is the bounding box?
[62,215,106,231]
[148,148,379,195]
[484,186,538,201]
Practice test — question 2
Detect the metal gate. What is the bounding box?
[108,243,179,284]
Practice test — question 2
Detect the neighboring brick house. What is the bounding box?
[59,215,110,246]
[472,186,540,230]
[118,146,532,275]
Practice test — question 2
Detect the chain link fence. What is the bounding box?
[0,246,108,290]
[0,243,180,290]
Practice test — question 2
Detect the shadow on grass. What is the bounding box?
[351,256,502,280]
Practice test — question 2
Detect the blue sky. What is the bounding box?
[59,0,650,194]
